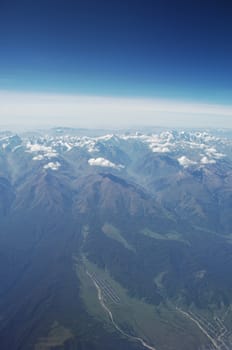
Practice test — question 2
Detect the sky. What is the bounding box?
[0,0,232,128]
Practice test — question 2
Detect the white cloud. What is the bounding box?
[1,90,232,128]
[26,143,52,153]
[2,143,8,149]
[206,147,217,154]
[44,161,61,170]
[150,145,171,153]
[27,143,57,158]
[178,156,197,167]
[33,155,44,161]
[200,156,216,164]
[43,152,58,158]
[213,152,225,159]
[205,147,225,159]
[88,157,123,169]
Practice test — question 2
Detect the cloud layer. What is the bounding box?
[1,90,232,129]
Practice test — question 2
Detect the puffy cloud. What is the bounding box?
[178,156,197,167]
[43,152,58,158]
[2,143,8,149]
[88,157,123,169]
[27,143,58,158]
[213,152,225,159]
[27,143,52,153]
[200,156,216,164]
[33,155,44,161]
[205,147,225,159]
[150,145,171,153]
[44,162,61,170]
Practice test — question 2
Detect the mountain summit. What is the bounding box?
[0,128,232,350]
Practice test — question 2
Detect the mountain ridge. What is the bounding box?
[1,128,232,349]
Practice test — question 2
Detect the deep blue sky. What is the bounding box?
[1,0,232,103]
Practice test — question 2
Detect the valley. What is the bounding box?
[1,128,232,349]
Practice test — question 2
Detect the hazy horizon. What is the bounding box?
[1,1,232,131]
[1,90,232,130]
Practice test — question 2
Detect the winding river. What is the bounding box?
[86,270,157,350]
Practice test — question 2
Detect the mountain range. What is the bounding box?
[0,127,232,350]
